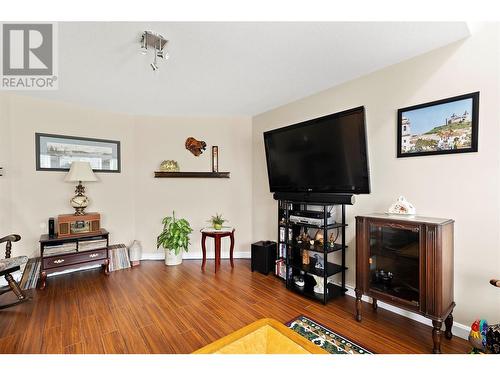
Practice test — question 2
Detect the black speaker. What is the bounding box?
[273,192,355,205]
[48,217,55,238]
[251,241,277,275]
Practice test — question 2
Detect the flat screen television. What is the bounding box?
[263,106,370,194]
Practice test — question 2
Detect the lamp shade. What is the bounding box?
[64,161,98,182]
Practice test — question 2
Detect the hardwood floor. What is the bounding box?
[0,259,470,354]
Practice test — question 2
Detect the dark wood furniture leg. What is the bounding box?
[372,298,378,311]
[229,230,235,268]
[444,312,453,340]
[355,289,362,322]
[103,259,110,275]
[39,271,47,290]
[215,236,221,273]
[432,319,443,354]
[201,233,207,271]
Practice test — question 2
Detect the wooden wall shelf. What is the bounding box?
[154,171,230,178]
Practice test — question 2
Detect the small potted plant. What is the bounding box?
[209,213,227,230]
[157,211,193,266]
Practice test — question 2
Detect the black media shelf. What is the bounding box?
[279,222,347,230]
[275,199,348,304]
[287,241,346,254]
[289,283,348,303]
[288,260,347,278]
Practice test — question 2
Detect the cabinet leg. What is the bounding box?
[445,312,453,340]
[432,319,443,354]
[39,271,47,290]
[372,298,378,311]
[103,259,110,275]
[355,290,362,322]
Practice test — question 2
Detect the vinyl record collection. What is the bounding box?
[19,257,41,290]
[108,243,131,272]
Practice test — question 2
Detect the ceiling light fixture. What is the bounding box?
[139,31,169,71]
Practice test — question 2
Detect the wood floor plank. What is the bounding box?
[0,334,22,354]
[139,323,176,353]
[64,341,84,354]
[81,337,106,354]
[111,306,150,354]
[101,330,127,354]
[61,320,82,349]
[40,325,63,354]
[0,260,470,354]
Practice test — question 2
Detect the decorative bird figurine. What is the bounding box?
[469,319,489,353]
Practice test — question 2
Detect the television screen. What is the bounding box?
[263,106,370,194]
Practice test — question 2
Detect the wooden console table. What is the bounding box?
[39,229,110,289]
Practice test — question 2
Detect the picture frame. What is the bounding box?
[35,133,121,172]
[397,92,479,158]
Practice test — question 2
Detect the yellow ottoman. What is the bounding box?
[193,318,328,354]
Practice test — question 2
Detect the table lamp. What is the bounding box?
[64,161,98,215]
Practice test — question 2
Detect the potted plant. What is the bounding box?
[209,213,227,230]
[157,211,193,266]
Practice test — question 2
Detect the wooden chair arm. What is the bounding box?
[490,279,500,288]
[0,234,21,259]
[0,235,21,244]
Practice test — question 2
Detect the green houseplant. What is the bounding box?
[157,211,193,266]
[209,213,227,230]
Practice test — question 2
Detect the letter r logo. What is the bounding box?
[2,24,53,75]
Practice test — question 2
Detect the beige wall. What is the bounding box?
[0,94,252,261]
[252,24,500,326]
[0,95,12,236]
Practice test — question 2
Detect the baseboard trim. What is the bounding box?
[339,283,469,340]
[141,251,251,260]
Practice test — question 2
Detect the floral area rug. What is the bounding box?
[286,315,372,354]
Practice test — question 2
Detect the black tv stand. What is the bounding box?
[275,198,348,304]
[273,192,355,205]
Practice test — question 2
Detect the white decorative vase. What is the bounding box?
[129,240,142,264]
[165,249,183,266]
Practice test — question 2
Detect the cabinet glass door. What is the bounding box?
[368,223,420,306]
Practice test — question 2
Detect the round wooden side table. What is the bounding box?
[201,227,235,273]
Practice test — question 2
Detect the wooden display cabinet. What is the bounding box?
[355,214,455,354]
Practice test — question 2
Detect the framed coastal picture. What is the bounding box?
[35,133,121,172]
[397,92,479,158]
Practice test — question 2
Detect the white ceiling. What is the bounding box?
[21,22,470,116]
